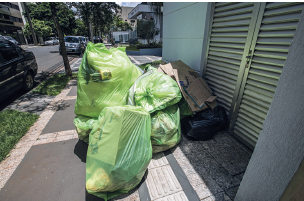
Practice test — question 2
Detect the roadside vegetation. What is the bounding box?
[138,60,162,71]
[0,110,39,162]
[125,45,140,51]
[32,73,77,96]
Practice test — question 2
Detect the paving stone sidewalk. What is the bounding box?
[0,56,252,201]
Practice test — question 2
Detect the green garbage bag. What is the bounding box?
[73,116,97,143]
[75,42,142,118]
[151,104,181,153]
[86,106,152,200]
[178,97,193,119]
[146,65,157,72]
[130,71,182,113]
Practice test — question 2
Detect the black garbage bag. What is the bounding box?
[181,106,227,140]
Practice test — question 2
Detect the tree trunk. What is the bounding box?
[24,3,38,46]
[50,2,72,77]
[90,22,93,42]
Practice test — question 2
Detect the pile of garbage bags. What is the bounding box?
[73,43,226,200]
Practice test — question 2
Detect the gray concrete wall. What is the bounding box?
[235,10,304,201]
[162,2,209,72]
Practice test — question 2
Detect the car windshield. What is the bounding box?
[64,37,79,43]
[45,37,53,41]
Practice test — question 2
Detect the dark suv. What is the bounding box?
[0,38,38,102]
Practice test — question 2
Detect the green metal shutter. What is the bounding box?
[204,2,260,114]
[231,3,304,148]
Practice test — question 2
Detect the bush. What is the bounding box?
[136,41,162,49]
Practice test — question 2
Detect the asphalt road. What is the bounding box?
[29,45,64,73]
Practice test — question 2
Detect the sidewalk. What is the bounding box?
[0,57,252,201]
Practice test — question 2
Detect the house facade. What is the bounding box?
[163,2,304,200]
[128,2,162,43]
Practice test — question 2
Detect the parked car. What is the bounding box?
[45,37,58,45]
[78,36,87,47]
[53,38,59,45]
[59,36,85,55]
[0,38,38,102]
[1,36,20,46]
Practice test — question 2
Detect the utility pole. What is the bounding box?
[23,2,38,46]
[50,2,72,77]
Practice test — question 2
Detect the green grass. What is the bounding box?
[126,45,140,51]
[138,60,162,71]
[32,73,77,96]
[0,110,39,162]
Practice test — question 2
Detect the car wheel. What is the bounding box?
[24,71,34,91]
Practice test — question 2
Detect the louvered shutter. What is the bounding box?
[231,2,304,147]
[204,2,259,115]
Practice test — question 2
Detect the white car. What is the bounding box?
[45,37,58,45]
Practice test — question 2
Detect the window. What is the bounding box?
[3,14,10,20]
[131,20,135,22]
[0,5,9,11]
[0,3,19,10]
[0,40,19,63]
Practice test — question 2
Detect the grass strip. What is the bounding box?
[32,73,77,96]
[126,45,140,51]
[0,110,39,162]
[138,60,162,71]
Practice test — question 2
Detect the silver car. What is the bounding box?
[59,36,85,55]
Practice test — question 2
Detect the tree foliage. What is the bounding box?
[137,20,159,44]
[68,2,121,37]
[26,2,76,36]
[24,19,52,38]
[73,19,86,36]
[111,15,133,31]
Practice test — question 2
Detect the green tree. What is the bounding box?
[26,2,76,36]
[68,3,120,39]
[73,19,86,36]
[110,15,133,32]
[137,20,159,44]
[50,3,72,77]
[24,19,52,44]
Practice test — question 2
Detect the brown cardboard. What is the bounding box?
[157,67,165,73]
[206,96,217,103]
[160,60,199,87]
[160,64,175,80]
[185,78,217,108]
[160,60,217,113]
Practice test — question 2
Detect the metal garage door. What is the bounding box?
[204,2,304,148]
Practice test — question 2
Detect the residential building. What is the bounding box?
[128,2,162,43]
[0,2,26,44]
[162,2,304,200]
[118,6,137,30]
